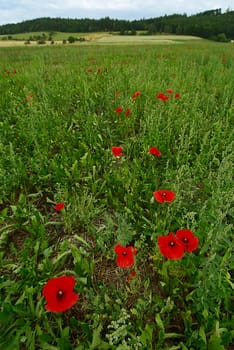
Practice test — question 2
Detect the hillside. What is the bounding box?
[0,8,234,41]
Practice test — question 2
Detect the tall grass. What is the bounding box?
[0,41,233,349]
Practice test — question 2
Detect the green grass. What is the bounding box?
[0,41,233,350]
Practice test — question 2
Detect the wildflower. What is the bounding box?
[42,275,79,313]
[24,93,33,102]
[97,68,101,73]
[125,108,131,117]
[112,90,120,101]
[175,229,199,252]
[166,89,173,94]
[127,269,137,282]
[157,92,169,101]
[5,70,10,75]
[158,232,184,260]
[153,190,175,203]
[174,93,180,99]
[87,67,93,72]
[54,202,65,211]
[149,147,161,156]
[111,146,124,157]
[114,244,137,268]
[115,106,123,113]
[131,91,141,99]
[13,69,17,74]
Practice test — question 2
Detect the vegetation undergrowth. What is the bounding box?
[0,41,233,349]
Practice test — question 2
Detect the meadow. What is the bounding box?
[0,39,233,349]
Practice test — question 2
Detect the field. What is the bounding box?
[0,33,202,46]
[0,39,233,349]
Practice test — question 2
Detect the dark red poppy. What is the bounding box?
[111,146,124,157]
[97,68,101,73]
[149,147,161,156]
[42,275,79,312]
[221,55,226,63]
[175,229,199,252]
[115,106,123,113]
[87,67,93,72]
[153,190,175,203]
[114,244,137,268]
[125,108,131,117]
[174,93,180,99]
[54,202,65,211]
[158,233,184,260]
[13,69,17,74]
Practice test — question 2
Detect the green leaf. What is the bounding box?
[208,335,225,350]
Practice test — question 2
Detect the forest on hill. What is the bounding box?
[0,8,233,41]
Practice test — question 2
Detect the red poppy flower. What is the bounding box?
[127,269,137,282]
[42,275,79,313]
[131,91,141,99]
[153,190,175,203]
[54,202,65,211]
[158,233,184,260]
[97,68,101,73]
[157,92,169,101]
[13,69,17,74]
[125,108,131,117]
[174,93,180,99]
[114,244,137,268]
[175,229,199,252]
[149,147,161,156]
[5,70,10,75]
[111,146,124,157]
[166,89,173,94]
[87,67,93,72]
[115,106,123,113]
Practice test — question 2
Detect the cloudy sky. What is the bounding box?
[0,0,233,25]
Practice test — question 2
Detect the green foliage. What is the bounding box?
[0,41,233,349]
[0,9,234,39]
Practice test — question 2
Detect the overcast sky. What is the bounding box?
[0,0,233,25]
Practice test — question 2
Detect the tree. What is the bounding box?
[67,36,76,43]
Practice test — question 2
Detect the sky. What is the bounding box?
[0,0,233,25]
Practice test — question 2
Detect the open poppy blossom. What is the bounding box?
[42,275,79,313]
[111,146,124,157]
[174,93,180,99]
[114,244,137,268]
[153,190,175,203]
[176,229,199,252]
[54,202,65,211]
[158,233,184,260]
[149,147,161,156]
[157,92,169,101]
[115,106,123,113]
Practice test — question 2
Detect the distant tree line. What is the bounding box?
[0,8,233,41]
